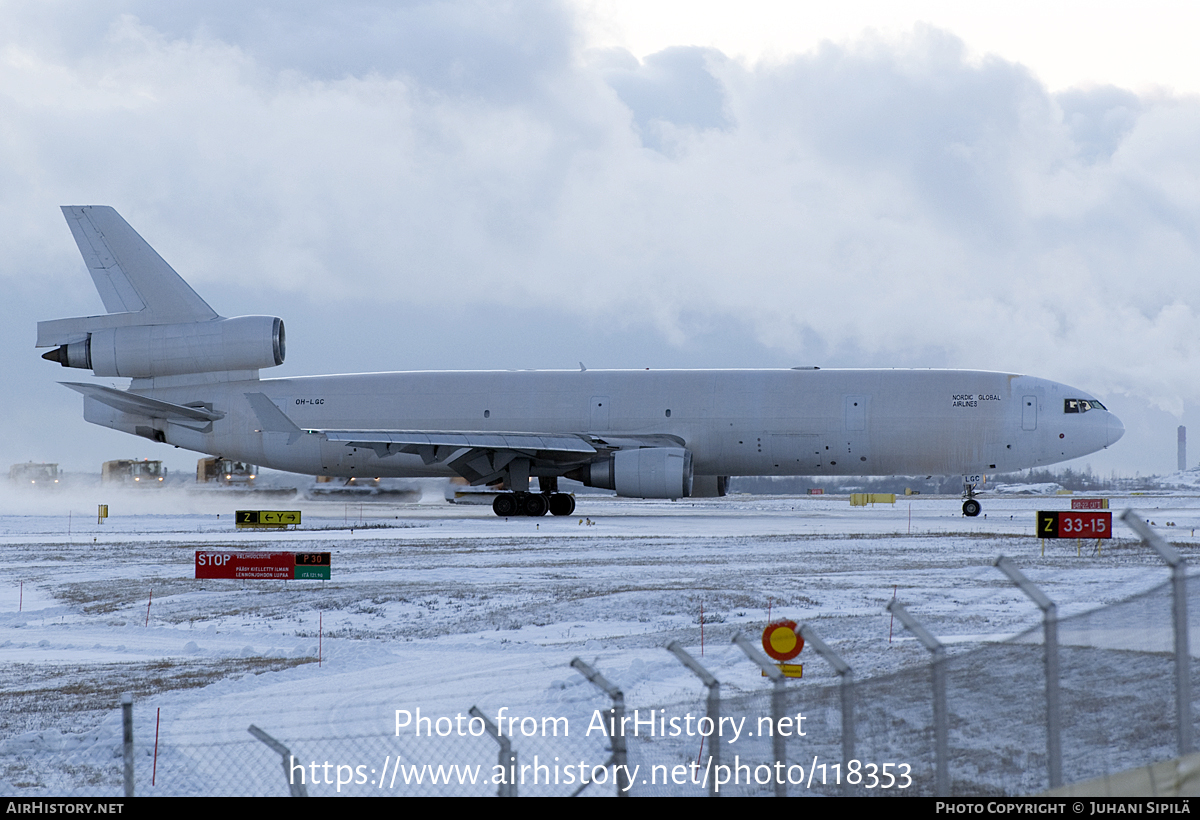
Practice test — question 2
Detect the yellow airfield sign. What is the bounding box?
[236,510,301,529]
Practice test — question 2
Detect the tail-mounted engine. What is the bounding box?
[41,315,285,378]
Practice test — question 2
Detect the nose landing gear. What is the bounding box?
[961,476,982,516]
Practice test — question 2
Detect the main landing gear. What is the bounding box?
[493,492,576,517]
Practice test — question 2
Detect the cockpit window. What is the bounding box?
[1064,398,1105,413]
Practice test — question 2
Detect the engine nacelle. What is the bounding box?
[581,447,693,499]
[42,316,285,378]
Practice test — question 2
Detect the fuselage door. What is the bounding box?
[1022,396,1037,431]
[590,396,610,431]
[844,395,867,431]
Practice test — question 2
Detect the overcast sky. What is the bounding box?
[3,0,1199,478]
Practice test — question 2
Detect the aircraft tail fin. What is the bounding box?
[38,207,285,382]
[61,206,218,322]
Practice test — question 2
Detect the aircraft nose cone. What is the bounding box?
[1107,413,1125,447]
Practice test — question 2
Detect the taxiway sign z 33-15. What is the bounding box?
[38,206,1124,517]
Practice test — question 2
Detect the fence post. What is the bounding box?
[886,600,949,796]
[248,725,308,797]
[797,624,855,792]
[666,640,721,796]
[570,658,629,796]
[469,706,516,797]
[994,556,1062,789]
[732,632,787,797]
[121,693,134,798]
[1120,511,1194,755]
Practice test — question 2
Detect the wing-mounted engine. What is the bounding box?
[41,315,284,378]
[571,446,694,499]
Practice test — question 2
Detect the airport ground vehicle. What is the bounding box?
[101,459,164,485]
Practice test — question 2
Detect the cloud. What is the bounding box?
[4,4,1200,474]
[595,45,731,151]
[1056,85,1143,164]
[5,1,578,93]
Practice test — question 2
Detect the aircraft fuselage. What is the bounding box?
[84,367,1122,481]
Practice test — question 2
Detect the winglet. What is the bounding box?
[245,393,304,444]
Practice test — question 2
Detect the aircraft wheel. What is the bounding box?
[549,493,575,516]
[963,499,981,517]
[493,494,518,517]
[524,493,549,517]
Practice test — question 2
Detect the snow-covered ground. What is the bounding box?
[0,486,1196,796]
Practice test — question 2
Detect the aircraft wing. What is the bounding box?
[321,430,685,487]
[322,430,600,486]
[245,392,682,486]
[322,430,598,456]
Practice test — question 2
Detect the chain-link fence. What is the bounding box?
[6,531,1199,796]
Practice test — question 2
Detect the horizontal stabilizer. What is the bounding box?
[62,382,223,422]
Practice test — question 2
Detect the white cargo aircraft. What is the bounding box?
[39,206,1124,517]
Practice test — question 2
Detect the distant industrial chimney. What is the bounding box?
[1179,426,1187,472]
